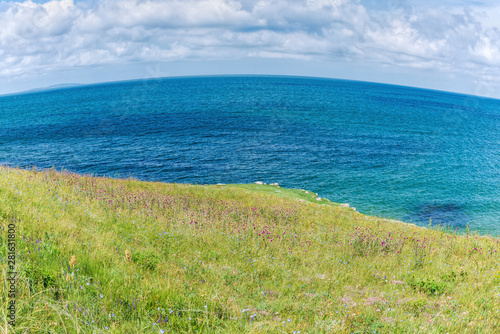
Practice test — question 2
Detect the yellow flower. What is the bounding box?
[69,255,76,269]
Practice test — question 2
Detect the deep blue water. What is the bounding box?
[1,76,500,234]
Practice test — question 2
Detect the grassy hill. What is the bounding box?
[1,166,499,333]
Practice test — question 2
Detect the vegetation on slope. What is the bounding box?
[0,166,499,333]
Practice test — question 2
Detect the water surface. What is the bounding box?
[1,76,499,234]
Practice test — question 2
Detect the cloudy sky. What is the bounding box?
[1,0,499,98]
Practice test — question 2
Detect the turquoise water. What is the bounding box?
[1,76,499,234]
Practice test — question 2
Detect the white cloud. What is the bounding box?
[0,0,500,94]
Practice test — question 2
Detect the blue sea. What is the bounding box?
[1,76,500,234]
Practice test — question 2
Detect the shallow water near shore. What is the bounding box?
[1,75,499,234]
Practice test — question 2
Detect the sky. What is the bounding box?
[1,0,500,98]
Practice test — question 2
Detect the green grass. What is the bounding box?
[1,166,500,333]
[224,184,343,208]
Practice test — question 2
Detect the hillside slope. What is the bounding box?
[0,166,499,333]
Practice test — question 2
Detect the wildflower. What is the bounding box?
[125,249,132,262]
[69,255,76,269]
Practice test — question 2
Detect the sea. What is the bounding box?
[1,75,499,234]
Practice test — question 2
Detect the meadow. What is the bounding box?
[1,165,500,333]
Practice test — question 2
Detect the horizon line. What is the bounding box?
[2,74,498,103]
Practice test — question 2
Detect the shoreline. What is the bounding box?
[0,164,486,237]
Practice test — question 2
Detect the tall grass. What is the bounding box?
[1,166,499,333]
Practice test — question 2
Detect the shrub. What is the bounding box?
[409,277,447,295]
[131,251,160,271]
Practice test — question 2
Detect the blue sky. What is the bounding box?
[1,0,499,98]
